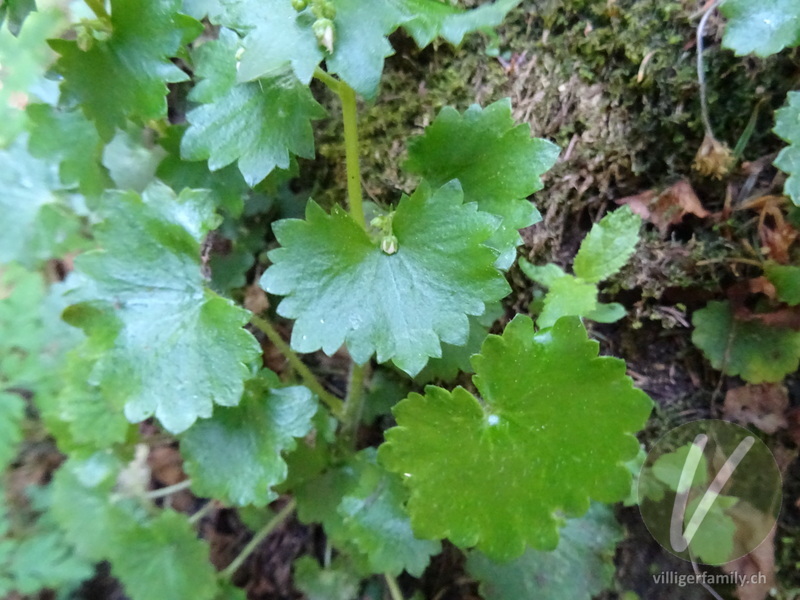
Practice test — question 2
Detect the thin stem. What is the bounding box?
[144,479,192,500]
[189,500,217,525]
[696,0,723,139]
[85,0,110,19]
[339,82,366,229]
[250,315,344,418]
[341,362,369,448]
[313,66,340,94]
[219,499,297,580]
[384,573,405,600]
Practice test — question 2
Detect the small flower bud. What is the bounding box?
[291,0,308,11]
[381,235,399,255]
[313,18,334,53]
[693,133,734,179]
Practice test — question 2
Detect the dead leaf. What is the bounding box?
[722,502,776,600]
[616,180,709,235]
[724,384,789,434]
[752,197,798,264]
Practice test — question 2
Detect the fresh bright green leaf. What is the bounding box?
[49,0,202,139]
[519,262,566,287]
[466,503,622,600]
[0,0,36,35]
[537,275,598,328]
[0,139,84,266]
[26,103,110,198]
[110,510,218,600]
[64,183,261,433]
[296,450,441,576]
[181,376,317,506]
[182,28,325,186]
[721,0,800,57]
[362,369,410,424]
[692,300,800,383]
[405,100,559,268]
[573,206,641,283]
[584,302,627,323]
[765,263,800,305]
[774,90,800,206]
[294,556,360,600]
[261,181,509,376]
[379,315,652,560]
[399,0,520,48]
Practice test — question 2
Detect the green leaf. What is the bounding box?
[157,125,249,216]
[102,127,166,192]
[405,100,559,268]
[519,262,566,287]
[110,510,218,600]
[413,303,502,384]
[181,376,318,506]
[0,393,24,470]
[49,0,202,139]
[466,503,622,600]
[0,0,36,36]
[296,450,441,576]
[721,0,800,57]
[773,90,800,206]
[64,183,261,433]
[399,0,520,48]
[584,302,627,324]
[651,444,709,491]
[26,103,110,198]
[261,181,509,376]
[573,206,641,283]
[537,275,598,329]
[294,556,360,600]
[182,28,325,186]
[765,263,800,305]
[379,315,652,560]
[682,495,737,565]
[691,300,800,383]
[0,139,84,266]
[9,531,93,594]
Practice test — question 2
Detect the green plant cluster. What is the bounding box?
[0,1,798,599]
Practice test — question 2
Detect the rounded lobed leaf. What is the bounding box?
[261,181,510,376]
[379,315,652,561]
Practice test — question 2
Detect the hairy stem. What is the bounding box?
[385,573,405,600]
[339,82,366,229]
[219,499,297,580]
[341,361,369,449]
[696,0,724,139]
[313,66,340,94]
[250,315,344,418]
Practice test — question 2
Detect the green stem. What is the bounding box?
[313,66,340,94]
[85,0,110,19]
[219,499,297,580]
[144,479,192,500]
[384,573,405,600]
[250,315,344,418]
[339,82,366,229]
[341,362,369,448]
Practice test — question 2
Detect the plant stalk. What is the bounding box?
[144,479,192,500]
[219,498,297,580]
[250,315,344,418]
[313,66,340,94]
[341,361,369,449]
[339,82,366,229]
[385,573,405,600]
[696,0,724,139]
